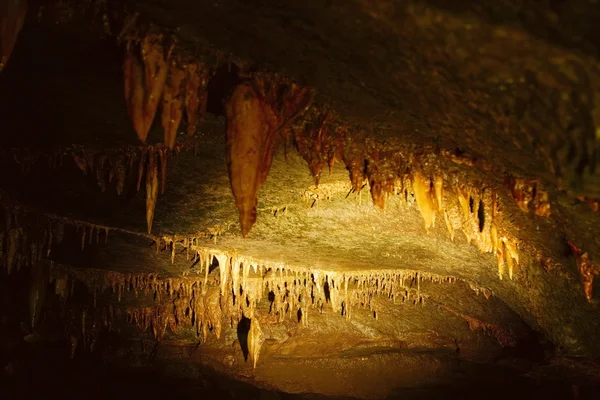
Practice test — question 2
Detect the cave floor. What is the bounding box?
[2,339,600,399]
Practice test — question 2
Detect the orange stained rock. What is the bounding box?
[225,83,270,237]
[412,172,435,232]
[248,317,265,369]
[124,33,173,143]
[502,237,519,280]
[161,58,186,149]
[226,78,312,237]
[0,0,28,73]
[184,61,209,136]
[569,243,598,303]
[507,176,534,213]
[457,187,471,221]
[142,33,173,122]
[293,109,334,185]
[577,253,598,303]
[443,210,454,241]
[433,175,443,211]
[157,145,167,194]
[370,180,386,210]
[534,188,551,217]
[145,147,159,233]
[496,248,505,280]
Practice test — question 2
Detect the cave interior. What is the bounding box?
[1,0,600,399]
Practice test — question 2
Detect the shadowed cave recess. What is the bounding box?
[1,0,600,398]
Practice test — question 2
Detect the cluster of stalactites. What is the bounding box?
[0,203,113,275]
[441,305,516,347]
[72,143,193,234]
[361,166,521,280]
[51,250,458,368]
[120,13,212,149]
[9,143,179,235]
[568,242,599,303]
[453,185,519,280]
[286,109,522,281]
[293,107,340,185]
[506,176,551,217]
[225,73,314,237]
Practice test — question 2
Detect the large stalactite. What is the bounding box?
[225,77,313,237]
[123,30,173,144]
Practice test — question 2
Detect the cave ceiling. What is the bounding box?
[1,0,600,395]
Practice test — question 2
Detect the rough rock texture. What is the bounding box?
[1,0,600,398]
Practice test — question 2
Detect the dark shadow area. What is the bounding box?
[418,0,600,60]
[206,63,242,116]
[236,315,251,362]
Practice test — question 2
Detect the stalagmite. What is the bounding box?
[145,147,159,233]
[0,0,28,73]
[161,58,186,149]
[412,172,435,232]
[44,256,461,354]
[248,317,265,369]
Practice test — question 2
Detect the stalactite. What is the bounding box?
[412,172,435,232]
[184,60,210,136]
[124,32,174,143]
[108,153,126,196]
[157,145,167,194]
[94,153,107,192]
[568,242,599,303]
[145,147,159,233]
[124,40,147,141]
[215,252,230,298]
[433,175,443,211]
[293,107,335,185]
[49,250,459,358]
[225,83,267,237]
[441,305,517,347]
[161,57,186,150]
[502,237,519,280]
[226,77,313,237]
